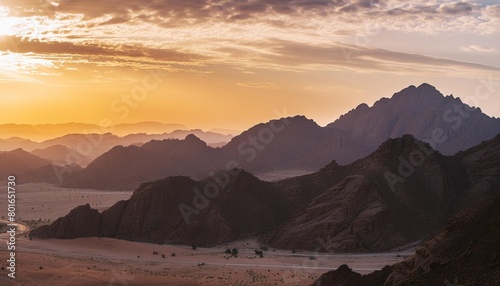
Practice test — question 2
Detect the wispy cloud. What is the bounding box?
[0,35,204,61]
[0,1,499,80]
[461,45,498,53]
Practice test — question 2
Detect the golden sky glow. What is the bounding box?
[0,0,499,135]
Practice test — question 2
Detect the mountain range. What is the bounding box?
[0,129,233,168]
[31,133,500,254]
[0,122,188,141]
[60,83,500,191]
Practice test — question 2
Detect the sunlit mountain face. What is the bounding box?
[0,0,499,136]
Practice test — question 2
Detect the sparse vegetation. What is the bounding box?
[231,248,238,256]
[225,248,232,254]
[254,249,264,257]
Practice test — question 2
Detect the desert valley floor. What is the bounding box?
[0,183,410,285]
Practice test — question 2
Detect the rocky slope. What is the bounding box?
[261,134,470,252]
[312,192,500,286]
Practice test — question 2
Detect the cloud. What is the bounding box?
[1,0,56,17]
[339,0,383,12]
[0,0,498,80]
[0,36,204,62]
[1,0,497,36]
[98,17,128,26]
[438,2,478,15]
[461,45,497,52]
[484,5,500,18]
[245,39,500,76]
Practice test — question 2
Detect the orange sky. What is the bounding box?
[0,0,499,134]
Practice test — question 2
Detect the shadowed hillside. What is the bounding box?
[32,134,500,254]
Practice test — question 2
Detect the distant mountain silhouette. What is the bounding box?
[0,149,50,179]
[61,84,500,190]
[0,148,83,184]
[32,134,500,253]
[0,137,39,152]
[0,122,187,141]
[31,145,83,165]
[62,135,219,190]
[328,83,500,155]
[0,130,232,171]
[62,117,365,190]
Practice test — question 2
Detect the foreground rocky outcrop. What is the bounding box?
[312,192,500,286]
[31,134,500,253]
[261,133,481,252]
[32,170,290,245]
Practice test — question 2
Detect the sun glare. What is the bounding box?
[0,6,16,36]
